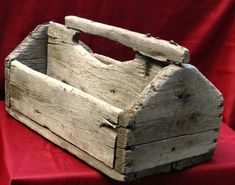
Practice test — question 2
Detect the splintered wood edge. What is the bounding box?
[65,16,190,64]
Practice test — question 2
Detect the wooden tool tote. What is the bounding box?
[5,16,223,181]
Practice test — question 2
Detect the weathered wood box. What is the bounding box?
[5,16,223,181]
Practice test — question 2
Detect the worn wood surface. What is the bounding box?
[125,151,213,181]
[6,107,126,181]
[6,106,214,182]
[8,60,122,167]
[47,22,163,109]
[5,24,48,73]
[117,64,223,148]
[115,63,222,173]
[5,64,10,107]
[65,16,189,64]
[115,129,218,174]
[5,24,48,108]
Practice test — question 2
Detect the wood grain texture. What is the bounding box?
[65,16,189,64]
[4,65,10,107]
[5,24,48,74]
[125,151,213,181]
[93,53,121,65]
[8,60,122,167]
[47,22,163,109]
[6,107,213,182]
[5,24,48,108]
[115,129,218,174]
[6,107,126,182]
[117,64,223,148]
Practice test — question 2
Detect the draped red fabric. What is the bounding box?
[1,0,235,184]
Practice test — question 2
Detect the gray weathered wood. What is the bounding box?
[8,60,122,167]
[5,65,11,107]
[65,16,189,64]
[117,64,223,147]
[125,151,213,181]
[92,53,121,65]
[5,24,48,108]
[47,22,162,109]
[6,107,126,181]
[6,106,214,182]
[115,129,218,174]
[5,24,48,73]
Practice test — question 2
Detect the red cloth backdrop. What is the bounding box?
[1,0,235,128]
[1,1,235,185]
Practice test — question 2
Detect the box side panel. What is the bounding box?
[117,64,223,147]
[116,64,223,174]
[6,107,125,182]
[124,151,213,181]
[115,129,217,174]
[5,24,48,74]
[7,60,121,168]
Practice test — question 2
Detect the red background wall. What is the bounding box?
[0,0,235,128]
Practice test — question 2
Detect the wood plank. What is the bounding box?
[8,60,122,167]
[65,16,189,64]
[4,65,10,107]
[47,22,163,109]
[115,129,218,174]
[117,117,221,148]
[5,24,48,107]
[117,64,223,147]
[6,107,126,181]
[92,53,121,65]
[125,151,213,181]
[5,24,48,74]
